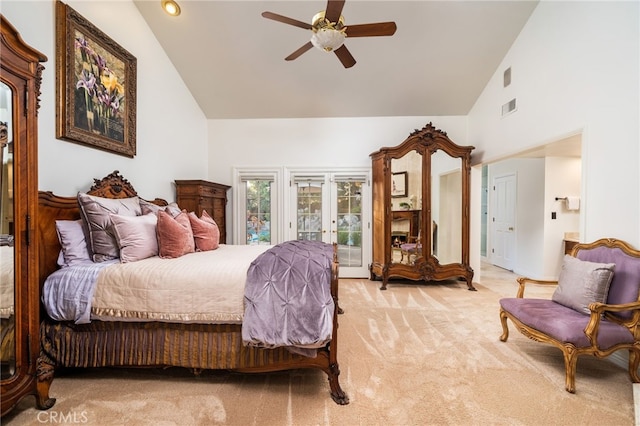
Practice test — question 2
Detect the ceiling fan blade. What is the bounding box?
[345,22,397,38]
[325,0,346,23]
[285,42,314,61]
[262,11,313,30]
[334,45,356,68]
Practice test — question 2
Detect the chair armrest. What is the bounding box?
[588,300,640,315]
[515,277,559,298]
[584,301,640,348]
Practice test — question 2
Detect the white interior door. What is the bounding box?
[491,173,516,270]
[288,171,370,277]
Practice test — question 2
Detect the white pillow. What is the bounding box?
[552,255,615,314]
[110,213,158,263]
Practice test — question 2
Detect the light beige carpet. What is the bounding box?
[4,264,636,425]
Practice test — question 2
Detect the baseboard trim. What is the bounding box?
[609,352,627,369]
[634,384,639,426]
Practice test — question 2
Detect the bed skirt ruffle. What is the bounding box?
[40,320,314,370]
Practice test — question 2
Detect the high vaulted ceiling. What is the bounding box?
[133,0,538,120]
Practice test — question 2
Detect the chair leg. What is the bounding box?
[499,310,509,342]
[562,347,578,393]
[629,348,640,383]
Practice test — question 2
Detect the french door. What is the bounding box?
[288,170,370,278]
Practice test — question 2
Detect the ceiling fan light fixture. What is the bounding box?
[161,0,181,17]
[311,28,346,52]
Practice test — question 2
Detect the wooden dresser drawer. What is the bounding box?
[175,179,231,243]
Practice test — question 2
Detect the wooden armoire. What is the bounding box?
[0,15,54,416]
[369,123,475,291]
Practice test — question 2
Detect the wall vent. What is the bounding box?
[501,98,517,116]
[503,67,511,87]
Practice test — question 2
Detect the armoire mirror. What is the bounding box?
[0,81,15,380]
[390,150,422,265]
[430,149,463,265]
[370,123,475,291]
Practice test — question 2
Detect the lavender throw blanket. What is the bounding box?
[242,240,335,351]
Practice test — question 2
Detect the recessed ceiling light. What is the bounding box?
[162,0,181,17]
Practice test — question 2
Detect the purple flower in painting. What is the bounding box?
[76,69,96,96]
[110,95,121,115]
[74,37,88,50]
[75,37,95,61]
[97,91,111,108]
[93,54,107,74]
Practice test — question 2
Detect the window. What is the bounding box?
[234,168,281,245]
[246,180,272,245]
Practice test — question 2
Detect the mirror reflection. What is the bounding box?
[390,150,422,264]
[431,149,463,264]
[0,80,15,380]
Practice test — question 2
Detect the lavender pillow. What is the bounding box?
[110,213,158,263]
[188,210,220,251]
[55,219,91,267]
[77,193,141,262]
[156,209,195,259]
[552,255,615,314]
[140,199,181,217]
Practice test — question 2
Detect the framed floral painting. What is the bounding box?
[391,171,407,197]
[55,1,136,157]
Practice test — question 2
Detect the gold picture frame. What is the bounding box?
[55,1,136,157]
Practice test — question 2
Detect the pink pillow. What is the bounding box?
[156,209,195,259]
[188,210,220,251]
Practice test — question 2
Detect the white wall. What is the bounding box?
[469,1,640,249]
[2,1,208,201]
[207,116,469,185]
[488,158,545,278]
[543,156,581,277]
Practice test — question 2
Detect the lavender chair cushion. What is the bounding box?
[500,298,634,349]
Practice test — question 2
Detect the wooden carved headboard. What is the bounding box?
[37,170,167,288]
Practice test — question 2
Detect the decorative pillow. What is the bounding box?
[77,193,142,262]
[55,219,91,267]
[156,209,195,259]
[140,198,181,217]
[188,210,220,251]
[110,213,158,263]
[552,255,615,314]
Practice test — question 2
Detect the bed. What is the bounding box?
[1,243,14,373]
[35,171,348,406]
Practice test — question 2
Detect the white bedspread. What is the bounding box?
[91,245,271,324]
[0,246,14,318]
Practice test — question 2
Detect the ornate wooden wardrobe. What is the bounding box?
[369,123,475,291]
[0,16,53,416]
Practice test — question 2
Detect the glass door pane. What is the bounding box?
[289,170,370,278]
[296,182,324,242]
[334,180,363,268]
[245,180,272,245]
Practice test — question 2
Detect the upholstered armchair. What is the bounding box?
[400,235,421,264]
[499,238,640,393]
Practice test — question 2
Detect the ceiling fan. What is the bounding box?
[262,0,397,69]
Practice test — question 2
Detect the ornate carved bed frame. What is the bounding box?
[34,171,348,408]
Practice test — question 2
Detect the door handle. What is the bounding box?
[508,227,514,231]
